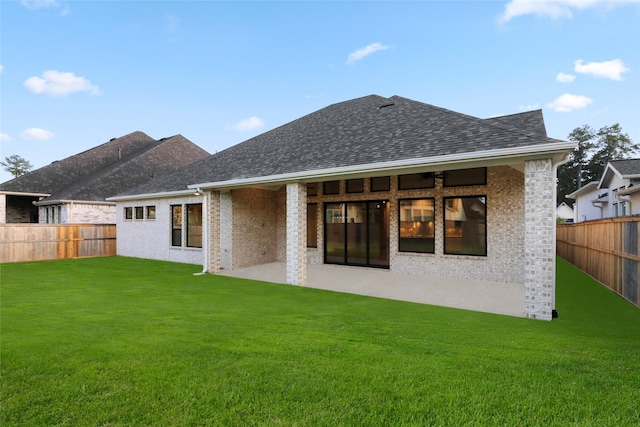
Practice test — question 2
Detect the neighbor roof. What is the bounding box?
[111,95,573,199]
[1,131,210,204]
[598,158,640,188]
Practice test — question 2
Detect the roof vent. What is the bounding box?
[378,102,396,109]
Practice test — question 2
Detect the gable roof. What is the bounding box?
[566,181,599,199]
[598,158,640,188]
[110,95,574,200]
[1,131,210,204]
[484,110,547,137]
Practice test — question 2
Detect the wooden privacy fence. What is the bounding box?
[0,224,116,263]
[557,217,639,307]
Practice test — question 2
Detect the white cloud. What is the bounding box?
[21,0,69,14]
[0,133,12,143]
[0,64,4,73]
[497,0,636,23]
[556,72,576,83]
[228,116,265,132]
[24,70,101,96]
[20,128,54,140]
[346,42,391,65]
[547,93,593,112]
[574,59,629,81]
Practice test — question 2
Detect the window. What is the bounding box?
[124,207,133,220]
[398,173,435,190]
[186,204,203,248]
[444,167,486,187]
[399,199,435,253]
[307,183,318,196]
[171,205,182,246]
[324,181,340,195]
[346,178,364,193]
[371,176,390,192]
[146,206,156,220]
[444,196,486,256]
[57,206,62,223]
[307,203,317,247]
[134,206,144,220]
[45,207,50,224]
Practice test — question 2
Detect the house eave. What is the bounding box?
[0,190,50,197]
[190,142,575,191]
[106,189,198,202]
[34,199,117,206]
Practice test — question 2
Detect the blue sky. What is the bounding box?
[1,0,639,182]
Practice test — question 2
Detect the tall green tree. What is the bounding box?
[556,123,638,205]
[557,125,596,205]
[1,154,33,178]
[588,123,639,181]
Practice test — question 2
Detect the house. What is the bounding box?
[556,202,574,223]
[109,95,575,320]
[0,131,210,224]
[566,159,640,222]
[566,181,604,222]
[598,159,640,217]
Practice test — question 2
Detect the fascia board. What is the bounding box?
[34,199,117,206]
[106,189,196,202]
[0,191,50,197]
[190,142,576,190]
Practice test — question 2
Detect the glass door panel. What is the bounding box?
[346,202,367,265]
[368,201,389,267]
[325,203,345,263]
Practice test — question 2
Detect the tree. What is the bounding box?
[557,123,638,205]
[556,125,596,205]
[1,154,33,178]
[588,123,639,181]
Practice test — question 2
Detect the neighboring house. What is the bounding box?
[567,159,640,222]
[556,202,574,223]
[598,159,640,217]
[0,131,210,224]
[109,95,575,320]
[566,182,604,222]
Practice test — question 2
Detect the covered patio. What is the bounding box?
[216,262,525,318]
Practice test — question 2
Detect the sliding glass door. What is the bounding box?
[325,201,389,268]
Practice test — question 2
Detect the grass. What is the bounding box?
[1,256,639,426]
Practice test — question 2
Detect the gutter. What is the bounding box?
[106,189,198,202]
[190,141,576,191]
[34,199,117,207]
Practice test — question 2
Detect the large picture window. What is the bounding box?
[171,205,182,247]
[186,204,203,248]
[444,196,486,256]
[399,199,435,253]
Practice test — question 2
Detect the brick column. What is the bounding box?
[220,191,233,270]
[286,183,307,285]
[0,194,6,224]
[524,159,555,320]
[207,190,221,274]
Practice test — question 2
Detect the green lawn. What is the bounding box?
[1,257,639,426]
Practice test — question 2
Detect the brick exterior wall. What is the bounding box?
[219,191,233,270]
[524,159,556,320]
[286,183,307,285]
[116,195,204,266]
[300,166,526,285]
[230,188,279,269]
[207,191,221,273]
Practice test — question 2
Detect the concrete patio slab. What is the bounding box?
[216,262,525,318]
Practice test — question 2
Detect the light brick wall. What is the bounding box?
[286,183,307,285]
[67,203,116,224]
[524,159,556,320]
[116,196,204,266]
[230,188,278,269]
[207,191,221,273]
[0,195,6,223]
[219,191,233,270]
[303,166,526,284]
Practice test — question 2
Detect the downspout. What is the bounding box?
[194,188,208,275]
[591,200,603,219]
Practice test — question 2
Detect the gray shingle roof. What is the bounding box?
[1,132,210,203]
[609,159,640,176]
[485,110,548,137]
[114,95,566,197]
